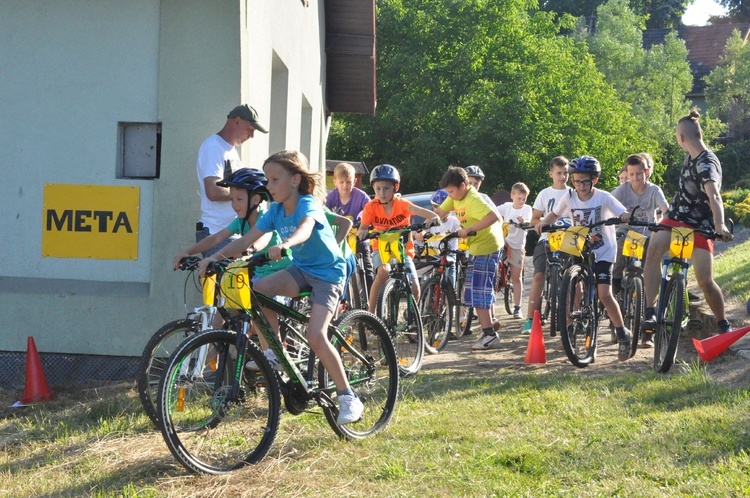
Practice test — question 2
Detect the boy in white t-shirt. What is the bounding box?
[522,156,571,334]
[536,156,632,362]
[498,183,533,319]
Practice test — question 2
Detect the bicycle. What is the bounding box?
[156,252,399,474]
[366,223,433,375]
[540,225,571,338]
[454,241,476,337]
[497,220,534,316]
[344,224,371,311]
[136,256,233,427]
[609,228,648,353]
[547,217,623,367]
[629,220,732,373]
[416,230,473,352]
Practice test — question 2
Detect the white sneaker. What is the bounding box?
[246,349,283,371]
[337,393,364,425]
[513,307,523,319]
[471,333,500,350]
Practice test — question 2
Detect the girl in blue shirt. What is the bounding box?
[202,150,363,425]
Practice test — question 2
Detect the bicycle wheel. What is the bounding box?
[157,329,281,474]
[622,276,643,358]
[377,278,425,376]
[504,282,514,316]
[419,276,454,352]
[321,310,399,439]
[137,318,200,427]
[546,267,560,337]
[558,265,597,367]
[654,275,685,373]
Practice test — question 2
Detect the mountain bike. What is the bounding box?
[416,230,473,351]
[541,224,572,337]
[156,252,399,474]
[547,217,623,367]
[136,257,233,427]
[454,240,476,337]
[366,224,434,375]
[630,220,732,373]
[345,226,369,311]
[609,230,647,356]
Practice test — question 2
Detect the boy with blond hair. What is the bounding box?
[498,182,533,319]
[326,162,374,290]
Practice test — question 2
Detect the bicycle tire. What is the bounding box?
[504,282,514,316]
[157,329,281,474]
[419,276,454,352]
[321,310,399,439]
[654,275,685,373]
[622,276,643,358]
[377,277,425,376]
[347,268,365,311]
[137,318,201,427]
[546,267,560,337]
[558,265,597,367]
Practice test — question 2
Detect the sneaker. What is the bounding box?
[246,349,282,371]
[492,319,502,331]
[640,332,654,349]
[521,318,532,335]
[617,328,632,362]
[471,333,500,350]
[513,306,523,319]
[337,393,364,425]
[718,320,732,334]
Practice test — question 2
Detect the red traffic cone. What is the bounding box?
[692,324,750,363]
[525,310,547,364]
[20,337,55,404]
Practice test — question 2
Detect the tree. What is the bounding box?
[717,0,750,22]
[583,0,694,187]
[328,0,655,195]
[540,0,691,29]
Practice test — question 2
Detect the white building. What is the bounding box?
[0,0,375,386]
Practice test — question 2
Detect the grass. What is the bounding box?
[714,235,750,303]
[2,365,750,497]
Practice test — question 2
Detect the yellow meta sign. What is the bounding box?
[42,184,139,259]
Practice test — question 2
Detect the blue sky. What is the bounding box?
[682,0,729,26]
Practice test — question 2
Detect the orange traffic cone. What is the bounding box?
[692,324,750,363]
[524,310,547,364]
[20,337,55,404]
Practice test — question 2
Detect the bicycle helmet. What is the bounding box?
[568,156,601,178]
[430,189,449,207]
[217,168,270,200]
[464,165,485,180]
[370,164,401,185]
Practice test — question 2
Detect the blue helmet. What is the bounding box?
[370,164,401,185]
[465,165,485,180]
[430,189,449,206]
[217,168,270,199]
[568,156,601,177]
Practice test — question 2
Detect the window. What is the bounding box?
[118,122,161,179]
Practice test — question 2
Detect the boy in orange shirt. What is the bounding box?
[357,164,440,313]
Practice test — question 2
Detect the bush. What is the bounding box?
[723,188,750,227]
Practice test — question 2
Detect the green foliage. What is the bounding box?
[717,0,750,22]
[540,0,691,29]
[328,0,654,196]
[584,0,693,188]
[723,187,750,227]
[706,30,750,142]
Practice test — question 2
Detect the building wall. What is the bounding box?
[0,0,329,358]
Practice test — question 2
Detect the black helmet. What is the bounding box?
[568,156,601,177]
[217,168,270,199]
[465,165,485,180]
[370,164,401,184]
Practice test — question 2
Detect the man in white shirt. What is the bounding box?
[195,104,268,255]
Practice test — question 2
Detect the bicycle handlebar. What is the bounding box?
[541,216,622,233]
[627,219,734,240]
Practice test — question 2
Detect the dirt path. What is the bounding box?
[421,247,750,389]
